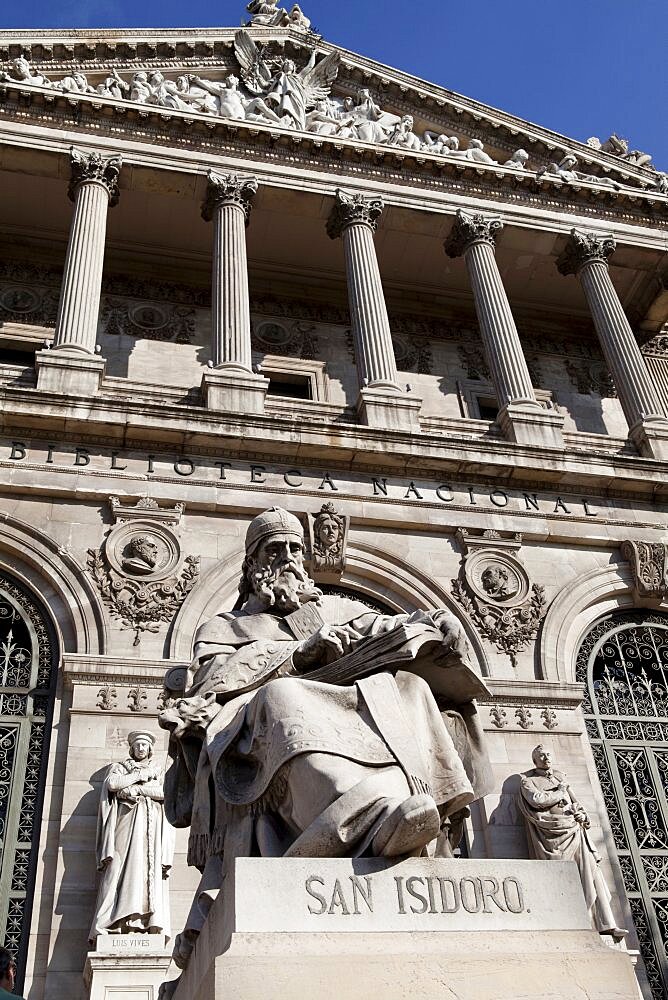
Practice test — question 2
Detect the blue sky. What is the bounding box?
[3,0,667,170]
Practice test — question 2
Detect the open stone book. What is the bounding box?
[303,622,491,704]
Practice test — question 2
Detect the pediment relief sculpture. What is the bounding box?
[2,42,665,197]
[87,497,200,645]
[451,529,547,668]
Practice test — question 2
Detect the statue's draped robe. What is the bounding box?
[519,768,618,934]
[164,597,491,870]
[90,758,175,941]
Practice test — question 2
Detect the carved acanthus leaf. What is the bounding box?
[87,548,200,645]
[327,189,384,239]
[69,147,122,206]
[556,228,617,277]
[202,171,259,224]
[444,209,504,258]
[622,540,668,599]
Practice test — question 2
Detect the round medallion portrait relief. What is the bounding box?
[465,549,530,607]
[105,520,181,582]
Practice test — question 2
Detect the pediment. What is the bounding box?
[1,15,666,205]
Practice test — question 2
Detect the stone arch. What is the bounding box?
[0,514,107,655]
[169,537,491,676]
[539,561,667,684]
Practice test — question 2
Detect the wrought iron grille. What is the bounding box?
[579,612,668,1000]
[0,573,56,992]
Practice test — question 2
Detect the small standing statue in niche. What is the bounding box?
[519,745,626,940]
[89,731,175,943]
[311,501,347,574]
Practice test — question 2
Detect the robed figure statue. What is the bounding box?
[160,507,492,968]
[89,731,175,943]
[519,745,626,940]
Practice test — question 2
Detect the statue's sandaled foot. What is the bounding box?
[601,926,627,942]
[372,793,441,857]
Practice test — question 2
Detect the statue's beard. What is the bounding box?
[250,561,320,613]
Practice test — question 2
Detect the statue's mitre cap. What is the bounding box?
[245,507,304,555]
[128,730,156,746]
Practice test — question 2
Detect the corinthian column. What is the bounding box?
[200,171,268,413]
[445,210,564,448]
[328,190,421,431]
[37,148,121,394]
[557,229,668,460]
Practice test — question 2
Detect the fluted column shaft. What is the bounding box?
[54,149,121,353]
[445,210,537,408]
[328,190,400,391]
[202,172,258,371]
[557,230,664,429]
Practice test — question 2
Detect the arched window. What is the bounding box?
[579,612,668,1000]
[0,572,57,992]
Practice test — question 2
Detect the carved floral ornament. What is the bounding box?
[1,28,665,197]
[201,171,259,224]
[451,529,547,668]
[622,540,668,600]
[444,210,504,258]
[556,229,617,277]
[327,190,385,238]
[68,147,122,206]
[87,497,200,644]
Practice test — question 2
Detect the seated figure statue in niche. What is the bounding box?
[159,506,492,970]
[122,535,159,576]
[90,731,175,943]
[519,745,626,940]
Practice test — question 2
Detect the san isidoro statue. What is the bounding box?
[159,507,492,969]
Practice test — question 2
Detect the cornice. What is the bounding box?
[1,84,667,229]
[1,381,668,500]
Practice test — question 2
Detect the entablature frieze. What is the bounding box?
[1,422,668,525]
[0,83,666,233]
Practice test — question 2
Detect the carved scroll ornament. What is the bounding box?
[451,529,547,668]
[622,540,668,599]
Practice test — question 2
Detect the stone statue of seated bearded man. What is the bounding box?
[160,507,491,970]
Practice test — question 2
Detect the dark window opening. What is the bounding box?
[476,396,499,421]
[266,374,313,400]
[0,347,35,366]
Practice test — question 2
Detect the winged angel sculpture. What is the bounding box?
[234,29,339,131]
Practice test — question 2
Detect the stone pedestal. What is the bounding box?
[498,401,566,448]
[84,935,172,1000]
[172,857,639,1000]
[201,368,270,414]
[358,386,423,432]
[36,349,106,395]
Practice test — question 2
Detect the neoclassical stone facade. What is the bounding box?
[0,5,667,999]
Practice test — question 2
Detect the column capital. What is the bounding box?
[68,147,122,206]
[202,171,259,225]
[444,209,503,258]
[327,189,384,240]
[556,228,616,276]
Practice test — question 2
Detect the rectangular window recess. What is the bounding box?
[476,396,499,421]
[266,374,313,401]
